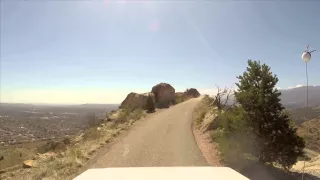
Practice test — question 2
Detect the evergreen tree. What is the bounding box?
[234,60,305,169]
[146,94,155,113]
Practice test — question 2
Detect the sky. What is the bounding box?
[1,0,319,104]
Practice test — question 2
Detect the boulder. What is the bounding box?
[23,160,37,168]
[184,88,200,98]
[120,92,154,110]
[151,83,175,108]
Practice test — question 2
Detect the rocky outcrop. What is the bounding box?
[200,107,220,132]
[184,88,200,98]
[120,92,154,110]
[151,83,175,108]
[175,88,200,104]
[120,83,197,109]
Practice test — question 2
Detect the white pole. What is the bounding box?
[302,61,308,180]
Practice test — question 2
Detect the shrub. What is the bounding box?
[63,137,71,145]
[213,86,233,111]
[196,110,207,126]
[146,95,155,113]
[218,107,247,134]
[116,108,131,124]
[130,108,144,120]
[194,95,213,126]
[83,127,103,141]
[213,108,256,165]
[37,140,65,153]
[86,113,99,128]
[175,96,184,104]
[210,128,224,141]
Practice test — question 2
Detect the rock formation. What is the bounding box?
[120,92,154,110]
[175,88,200,104]
[120,84,198,109]
[200,108,220,133]
[184,88,200,98]
[151,83,175,108]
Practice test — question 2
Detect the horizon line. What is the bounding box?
[0,102,120,106]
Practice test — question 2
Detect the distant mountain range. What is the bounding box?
[223,86,320,109]
[280,86,320,109]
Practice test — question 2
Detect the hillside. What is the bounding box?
[289,106,320,125]
[297,117,320,152]
[280,86,320,109]
[225,86,320,109]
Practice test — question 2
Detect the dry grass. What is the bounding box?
[0,141,49,170]
[1,108,146,180]
[297,118,320,152]
[193,95,214,126]
[175,95,189,104]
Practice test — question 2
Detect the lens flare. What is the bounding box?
[148,19,160,33]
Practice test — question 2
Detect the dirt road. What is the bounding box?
[89,97,208,168]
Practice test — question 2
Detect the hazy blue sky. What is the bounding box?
[1,1,319,104]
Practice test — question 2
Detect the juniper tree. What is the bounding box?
[234,60,305,169]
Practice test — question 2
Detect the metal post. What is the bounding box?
[302,62,309,180]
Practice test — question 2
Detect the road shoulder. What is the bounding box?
[192,118,222,166]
